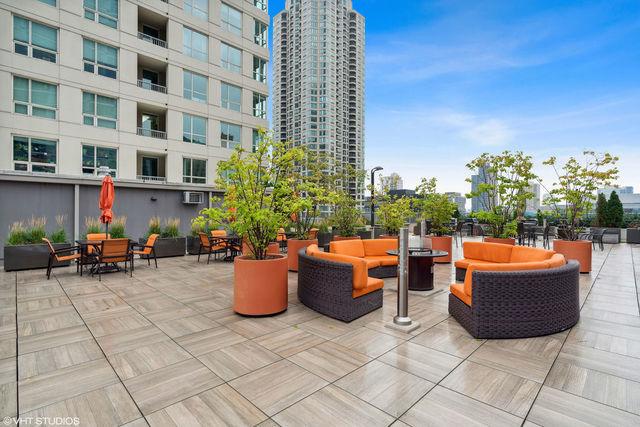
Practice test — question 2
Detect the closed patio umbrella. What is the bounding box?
[99,174,115,236]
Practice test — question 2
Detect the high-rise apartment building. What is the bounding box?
[272,0,365,208]
[470,166,492,212]
[525,182,541,212]
[0,0,269,249]
[445,192,467,214]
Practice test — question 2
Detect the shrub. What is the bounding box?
[162,218,181,238]
[331,193,363,237]
[110,216,127,238]
[605,191,624,228]
[593,193,607,227]
[147,216,162,237]
[26,216,46,244]
[49,214,67,243]
[84,217,102,237]
[6,222,28,246]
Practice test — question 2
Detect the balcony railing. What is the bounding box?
[136,175,166,183]
[137,32,167,48]
[137,127,167,139]
[137,79,167,94]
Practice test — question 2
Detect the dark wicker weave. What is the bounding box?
[449,260,580,339]
[297,249,383,322]
[369,264,397,279]
[455,267,466,282]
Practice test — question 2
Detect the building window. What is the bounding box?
[39,0,57,5]
[183,158,206,184]
[221,43,242,74]
[183,114,207,145]
[184,0,208,20]
[183,70,207,103]
[84,0,118,29]
[13,16,58,63]
[253,92,267,118]
[221,122,241,149]
[82,145,117,176]
[183,27,208,62]
[221,83,241,112]
[13,76,57,119]
[13,135,57,173]
[254,0,267,11]
[253,56,267,83]
[221,3,242,36]
[252,129,260,152]
[254,20,267,47]
[82,92,117,129]
[83,39,118,79]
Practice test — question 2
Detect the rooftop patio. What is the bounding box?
[1,239,639,426]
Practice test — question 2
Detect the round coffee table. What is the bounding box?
[387,248,449,291]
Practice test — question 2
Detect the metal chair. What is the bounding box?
[42,238,82,279]
[92,238,132,281]
[130,233,159,269]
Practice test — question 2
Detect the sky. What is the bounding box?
[267,0,640,197]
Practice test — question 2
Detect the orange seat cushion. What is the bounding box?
[462,241,513,263]
[330,240,365,258]
[362,239,398,256]
[510,246,555,263]
[312,251,368,290]
[364,255,398,266]
[211,230,227,237]
[454,258,497,270]
[57,254,81,262]
[364,258,381,269]
[450,283,471,306]
[353,277,384,298]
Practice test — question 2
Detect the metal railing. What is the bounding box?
[137,79,167,94]
[137,32,167,48]
[136,175,166,183]
[136,127,167,139]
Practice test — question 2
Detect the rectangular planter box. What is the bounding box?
[187,236,201,255]
[592,228,620,244]
[317,232,332,248]
[4,243,72,272]
[139,237,186,258]
[627,229,640,244]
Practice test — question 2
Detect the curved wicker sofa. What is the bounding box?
[298,245,384,322]
[329,239,398,278]
[449,242,580,338]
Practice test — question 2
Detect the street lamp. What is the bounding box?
[370,166,383,232]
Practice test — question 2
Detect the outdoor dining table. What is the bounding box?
[213,235,243,261]
[387,248,449,291]
[75,239,127,275]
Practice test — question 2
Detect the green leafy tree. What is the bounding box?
[594,193,608,227]
[331,192,363,237]
[606,191,624,228]
[416,177,457,236]
[465,151,538,238]
[193,130,304,260]
[541,151,618,241]
[377,196,412,235]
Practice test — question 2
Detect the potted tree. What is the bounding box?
[466,151,538,245]
[140,217,186,258]
[416,177,457,263]
[194,130,302,316]
[542,151,619,273]
[377,194,412,238]
[331,193,363,240]
[4,216,72,272]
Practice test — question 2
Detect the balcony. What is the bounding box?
[137,104,167,140]
[136,152,166,183]
[137,55,167,94]
[138,6,168,48]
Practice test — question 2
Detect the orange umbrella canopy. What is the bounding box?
[99,175,115,224]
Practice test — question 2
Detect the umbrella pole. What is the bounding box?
[106,222,109,238]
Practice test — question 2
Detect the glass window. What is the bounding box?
[183,27,208,62]
[183,70,207,103]
[13,76,57,119]
[82,145,117,176]
[39,0,57,5]
[84,0,118,29]
[252,129,260,152]
[83,92,117,128]
[253,92,267,118]
[221,82,241,112]
[13,16,58,63]
[183,158,206,183]
[183,113,207,145]
[253,56,267,83]
[254,20,267,47]
[254,0,267,11]
[184,0,208,20]
[221,123,241,149]
[13,135,57,173]
[83,38,118,78]
[221,43,242,74]
[221,3,242,36]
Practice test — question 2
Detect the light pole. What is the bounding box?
[370,166,383,233]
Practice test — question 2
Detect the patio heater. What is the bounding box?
[387,227,420,332]
[370,166,383,238]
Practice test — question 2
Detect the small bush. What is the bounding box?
[110,216,127,238]
[84,217,102,237]
[50,214,67,243]
[162,218,181,238]
[26,216,46,244]
[6,222,28,246]
[147,216,162,237]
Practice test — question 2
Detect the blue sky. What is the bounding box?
[268,0,640,195]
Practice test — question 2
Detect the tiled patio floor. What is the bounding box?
[1,239,639,426]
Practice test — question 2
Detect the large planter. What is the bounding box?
[431,236,452,263]
[554,239,591,273]
[627,229,640,244]
[139,237,186,258]
[4,243,72,272]
[242,241,280,256]
[234,254,288,316]
[287,239,317,272]
[357,230,371,239]
[317,232,332,247]
[485,237,516,245]
[378,234,398,239]
[333,235,361,241]
[187,236,201,255]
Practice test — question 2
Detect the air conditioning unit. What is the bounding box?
[182,191,204,204]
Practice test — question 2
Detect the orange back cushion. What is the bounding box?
[312,251,368,290]
[462,242,513,263]
[510,246,555,263]
[211,229,227,237]
[362,239,398,256]
[330,240,365,258]
[306,244,319,255]
[545,253,566,268]
[464,261,549,297]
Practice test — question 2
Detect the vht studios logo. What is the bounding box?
[3,417,80,426]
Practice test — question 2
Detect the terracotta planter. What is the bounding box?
[234,254,288,316]
[287,239,318,272]
[485,237,516,245]
[333,235,361,241]
[431,236,452,263]
[554,239,592,273]
[242,241,280,256]
[378,234,398,239]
